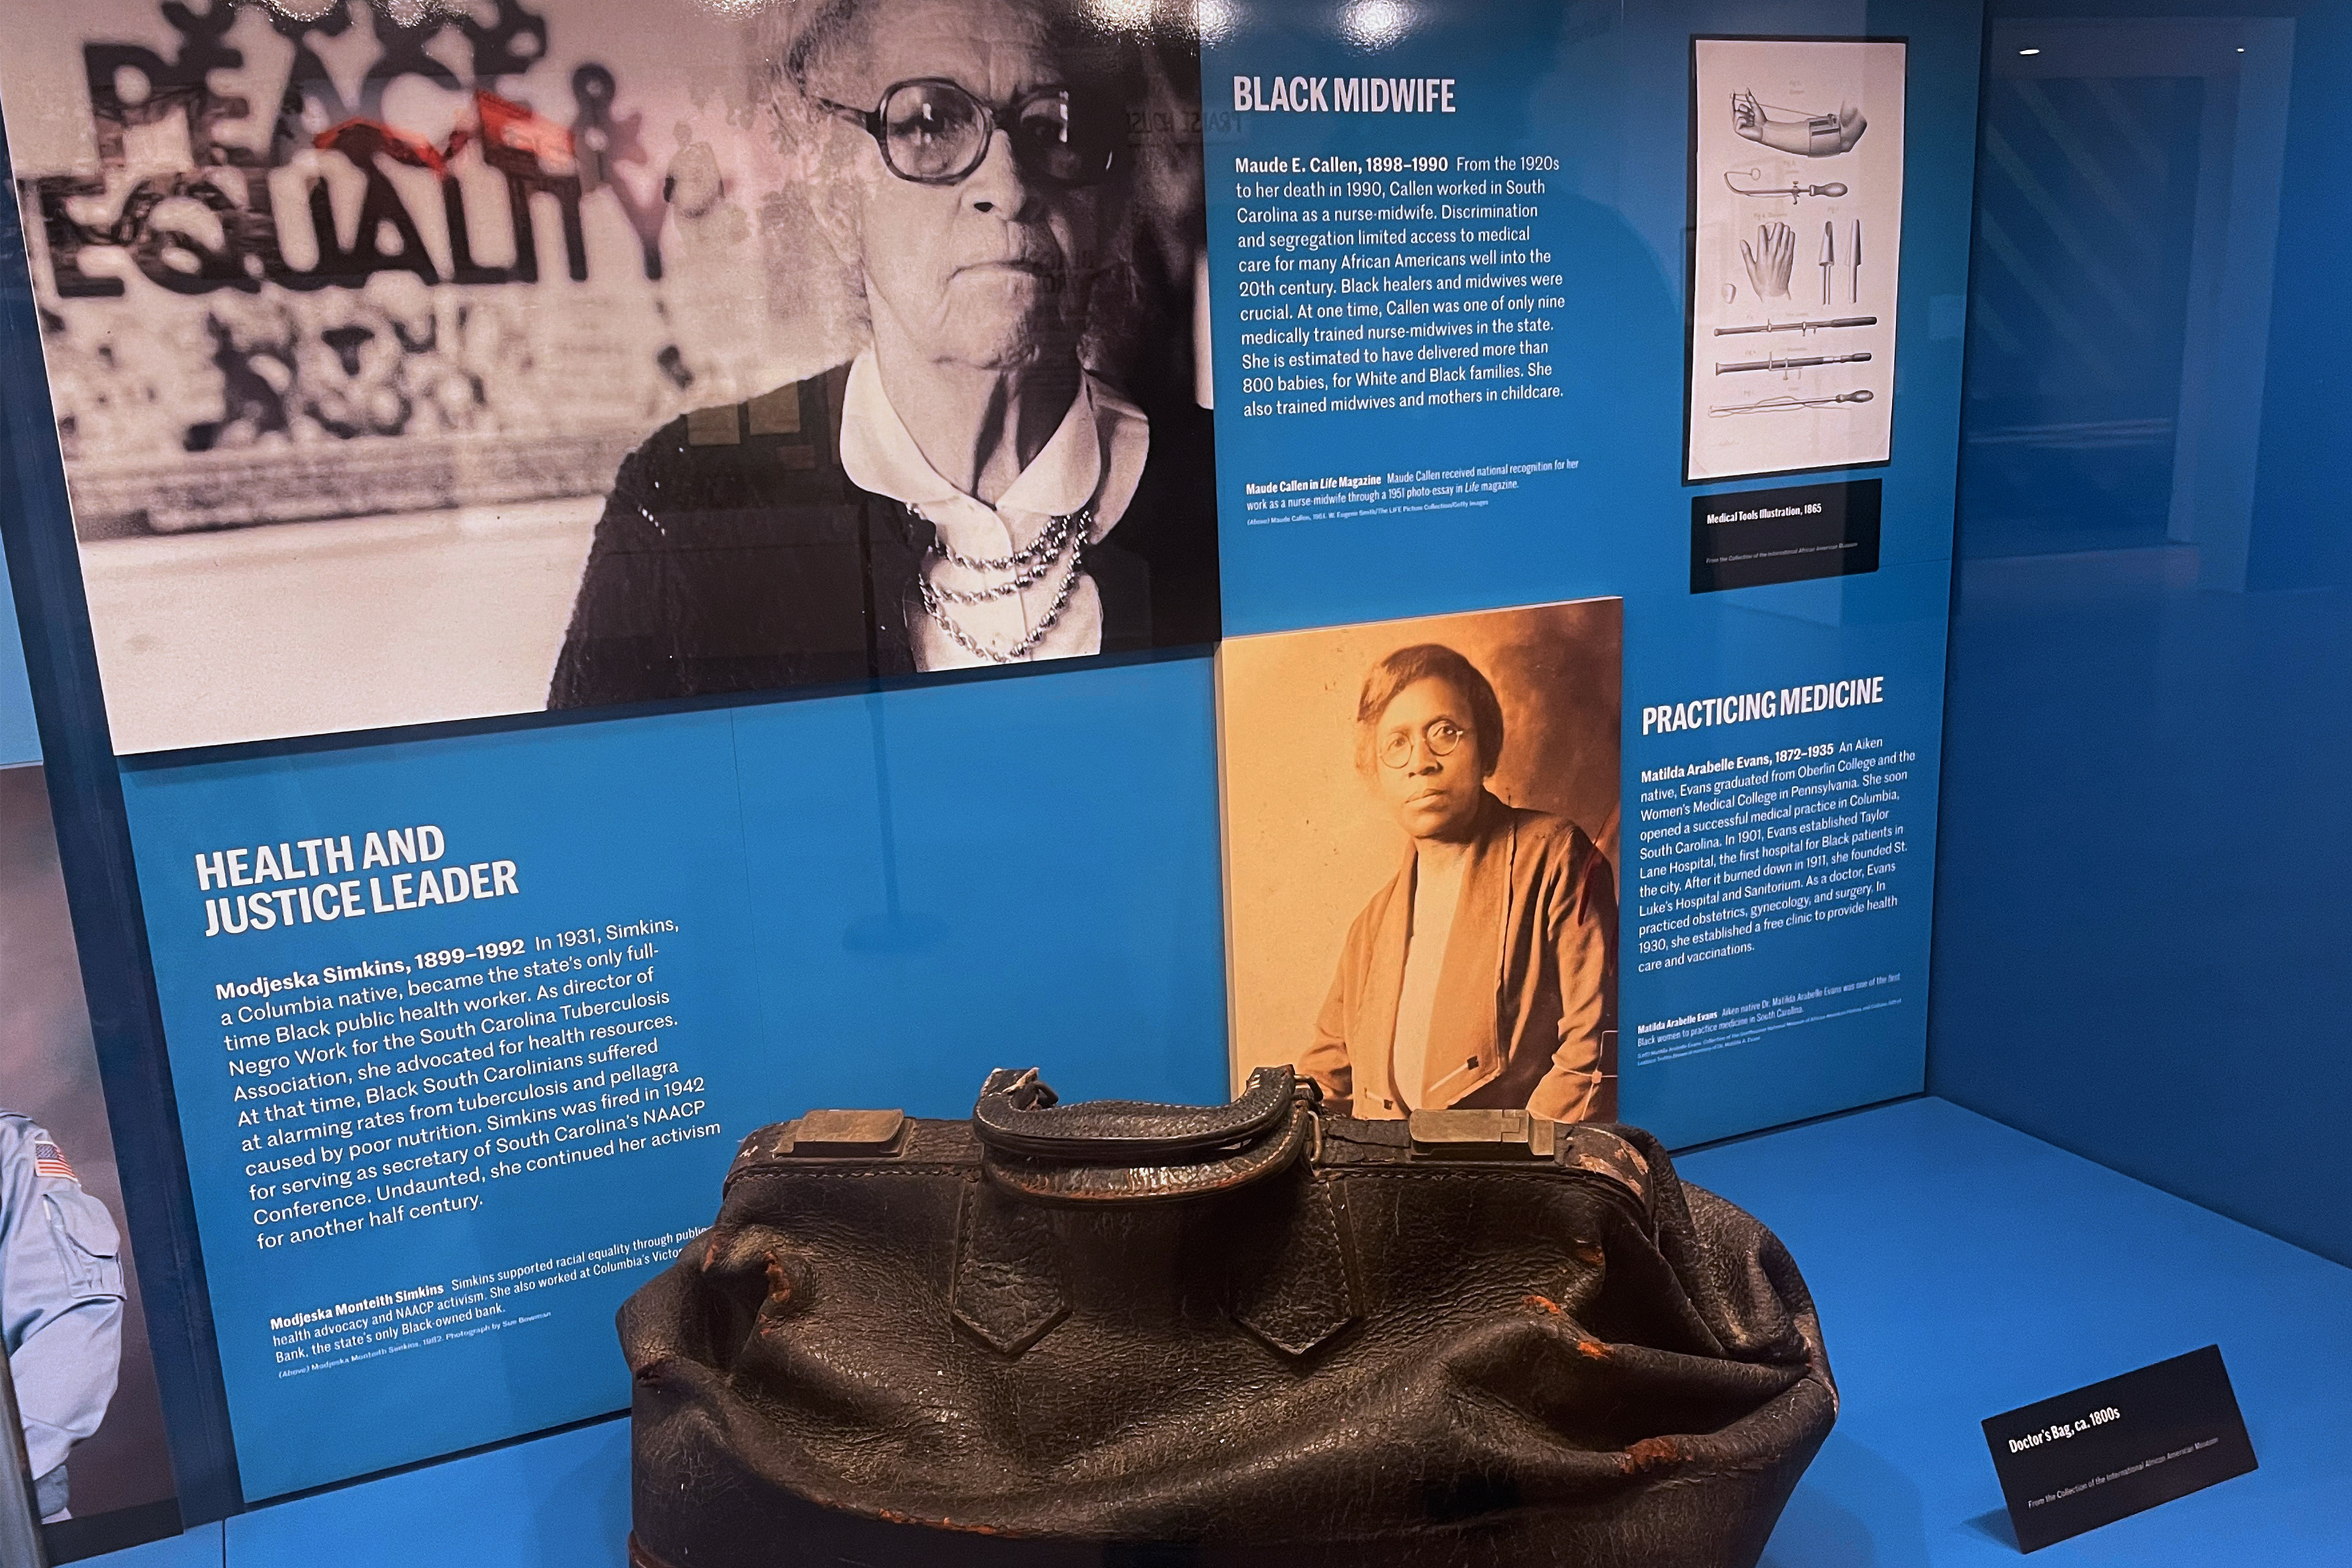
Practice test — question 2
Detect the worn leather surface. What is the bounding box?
[622,1082,1835,1568]
[973,1067,1297,1160]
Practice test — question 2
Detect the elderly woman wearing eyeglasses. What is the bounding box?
[549,0,1215,708]
[1298,644,1619,1124]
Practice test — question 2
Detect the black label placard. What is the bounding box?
[1982,1345,2257,1552]
[1690,478,1881,592]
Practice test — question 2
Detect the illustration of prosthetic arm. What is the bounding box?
[1732,89,1866,156]
[1741,222,1796,299]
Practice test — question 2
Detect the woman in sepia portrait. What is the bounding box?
[549,0,1215,707]
[1300,644,1619,1123]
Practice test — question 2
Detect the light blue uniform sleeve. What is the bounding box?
[0,1117,124,1480]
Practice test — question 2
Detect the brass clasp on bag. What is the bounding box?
[772,1109,908,1157]
[1407,1109,1561,1159]
[1408,1115,1659,1215]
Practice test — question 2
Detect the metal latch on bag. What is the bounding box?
[772,1110,907,1157]
[1407,1109,1561,1159]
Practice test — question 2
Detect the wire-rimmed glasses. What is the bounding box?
[815,78,1117,187]
[1379,719,1471,770]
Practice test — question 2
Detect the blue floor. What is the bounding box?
[95,1098,2352,1567]
[1686,1099,2352,1564]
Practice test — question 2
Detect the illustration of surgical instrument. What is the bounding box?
[1715,350,1873,375]
[1732,90,1868,156]
[1850,220,1863,303]
[1820,222,1835,304]
[1725,170,1850,203]
[1741,221,1796,298]
[1708,389,1876,417]
[1714,315,1878,336]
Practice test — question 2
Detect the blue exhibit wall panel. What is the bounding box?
[1204,0,1986,632]
[1202,0,1983,1145]
[728,658,1231,1121]
[1931,0,2352,1267]
[111,654,1229,1500]
[1626,562,1949,1146]
[116,711,764,1499]
[1205,0,1681,631]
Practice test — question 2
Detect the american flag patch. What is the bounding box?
[33,1142,75,1182]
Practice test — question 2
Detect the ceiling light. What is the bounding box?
[1341,0,1414,49]
[2018,47,2040,56]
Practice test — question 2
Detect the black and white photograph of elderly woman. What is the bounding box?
[1220,600,1621,1123]
[7,0,1212,752]
[549,0,1216,705]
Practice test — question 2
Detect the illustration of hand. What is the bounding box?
[1732,89,1768,141]
[1741,221,1795,298]
[1732,89,1867,156]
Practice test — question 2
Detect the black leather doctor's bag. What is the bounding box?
[622,1067,1835,1567]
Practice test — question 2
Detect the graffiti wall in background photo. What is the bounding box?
[7,0,1210,752]
[15,0,793,754]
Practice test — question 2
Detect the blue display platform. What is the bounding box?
[96,1098,2352,1568]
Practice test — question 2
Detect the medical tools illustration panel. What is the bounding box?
[1687,37,1907,483]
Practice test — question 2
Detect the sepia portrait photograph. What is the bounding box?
[1219,599,1621,1123]
[2,0,1214,753]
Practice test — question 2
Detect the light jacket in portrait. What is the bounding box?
[1300,791,1618,1122]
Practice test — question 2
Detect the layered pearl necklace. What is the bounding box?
[909,502,1094,665]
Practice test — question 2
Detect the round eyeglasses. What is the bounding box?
[816,78,1117,187]
[1379,719,1471,769]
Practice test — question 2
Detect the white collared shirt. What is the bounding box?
[1390,845,1467,1110]
[837,349,1149,669]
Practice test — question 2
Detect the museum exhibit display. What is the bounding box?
[0,0,2339,1561]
